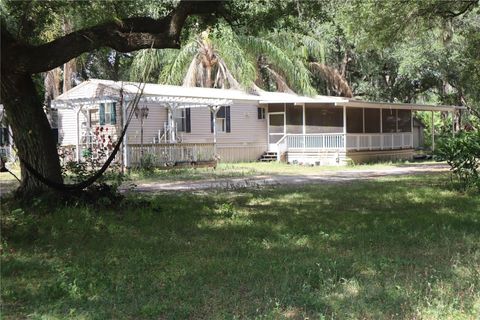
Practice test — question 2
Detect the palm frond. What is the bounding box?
[310,62,353,97]
[159,40,198,85]
[130,49,163,82]
[239,35,317,95]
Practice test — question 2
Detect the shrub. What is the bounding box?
[436,130,480,191]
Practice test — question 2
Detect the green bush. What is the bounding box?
[436,130,480,191]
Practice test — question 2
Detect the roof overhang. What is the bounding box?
[343,99,465,112]
[52,95,232,109]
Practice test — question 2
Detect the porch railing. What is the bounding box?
[127,143,215,167]
[346,133,413,151]
[276,132,413,153]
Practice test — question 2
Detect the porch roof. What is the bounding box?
[341,99,465,112]
[257,91,348,104]
[52,79,250,109]
[52,79,465,113]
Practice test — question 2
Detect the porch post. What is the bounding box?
[167,103,177,143]
[380,109,383,150]
[210,106,219,157]
[122,100,129,169]
[342,105,347,150]
[302,103,306,148]
[75,105,81,163]
[431,111,435,152]
[411,110,414,148]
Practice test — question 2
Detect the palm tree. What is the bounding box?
[130,24,353,97]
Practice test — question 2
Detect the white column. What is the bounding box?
[411,110,414,148]
[75,106,81,162]
[431,111,435,152]
[380,109,383,150]
[122,101,129,168]
[342,106,347,150]
[302,103,306,148]
[302,103,306,134]
[210,106,219,157]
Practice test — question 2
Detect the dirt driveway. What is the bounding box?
[131,163,450,193]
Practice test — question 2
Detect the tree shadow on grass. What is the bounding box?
[2,175,479,319]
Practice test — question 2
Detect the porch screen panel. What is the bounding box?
[382,109,397,133]
[346,108,363,133]
[269,114,284,134]
[364,108,381,133]
[268,104,284,113]
[305,104,342,133]
[397,109,412,132]
[286,104,303,134]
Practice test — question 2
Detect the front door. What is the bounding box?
[268,112,285,152]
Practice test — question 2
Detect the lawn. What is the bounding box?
[1,173,479,319]
[128,160,442,183]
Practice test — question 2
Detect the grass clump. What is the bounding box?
[1,173,479,319]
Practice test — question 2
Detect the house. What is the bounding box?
[52,79,461,167]
[0,105,14,162]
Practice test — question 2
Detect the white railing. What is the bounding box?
[275,132,413,154]
[346,133,413,151]
[127,143,215,167]
[283,134,346,150]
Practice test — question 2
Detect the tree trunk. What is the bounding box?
[1,73,63,195]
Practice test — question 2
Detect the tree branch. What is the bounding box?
[9,1,224,74]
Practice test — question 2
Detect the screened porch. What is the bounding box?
[266,103,414,153]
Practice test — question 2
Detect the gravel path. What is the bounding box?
[131,163,450,193]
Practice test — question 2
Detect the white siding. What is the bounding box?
[58,108,79,145]
[125,103,168,144]
[181,101,268,146]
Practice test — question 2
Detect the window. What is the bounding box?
[211,106,231,133]
[90,109,99,126]
[99,103,117,125]
[257,107,266,119]
[173,108,191,133]
[174,109,186,132]
[216,107,226,132]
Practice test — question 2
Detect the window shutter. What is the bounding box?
[185,108,191,133]
[4,129,9,145]
[110,102,117,124]
[52,128,59,144]
[225,106,231,133]
[258,107,262,119]
[99,103,105,125]
[210,109,214,133]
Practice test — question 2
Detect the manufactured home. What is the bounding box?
[52,79,460,167]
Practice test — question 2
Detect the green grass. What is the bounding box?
[129,160,442,183]
[2,173,479,319]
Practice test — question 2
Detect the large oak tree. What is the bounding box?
[1,0,224,194]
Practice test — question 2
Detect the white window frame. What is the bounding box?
[174,109,187,132]
[215,112,226,133]
[105,104,112,124]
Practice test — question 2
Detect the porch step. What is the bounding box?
[258,151,278,162]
